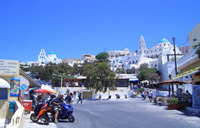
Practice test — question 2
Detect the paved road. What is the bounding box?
[24,98,200,128]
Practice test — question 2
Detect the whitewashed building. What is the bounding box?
[82,54,96,63]
[172,23,200,93]
[62,58,82,67]
[27,49,62,66]
[107,48,130,59]
[109,36,182,72]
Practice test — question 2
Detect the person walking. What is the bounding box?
[77,93,82,104]
[99,94,102,101]
[148,90,153,103]
[141,91,146,100]
[70,93,74,103]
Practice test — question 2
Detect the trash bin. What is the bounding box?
[22,100,32,114]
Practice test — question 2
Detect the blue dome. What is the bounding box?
[49,52,56,55]
[159,38,169,43]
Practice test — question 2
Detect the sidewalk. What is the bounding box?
[24,112,57,128]
[185,107,200,116]
[141,96,200,117]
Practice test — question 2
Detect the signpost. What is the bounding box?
[20,84,32,113]
[20,84,28,91]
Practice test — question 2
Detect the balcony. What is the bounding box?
[178,49,198,69]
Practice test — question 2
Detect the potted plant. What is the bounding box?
[167,98,185,110]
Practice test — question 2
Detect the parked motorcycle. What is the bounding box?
[30,100,75,125]
[56,100,75,122]
[30,102,51,125]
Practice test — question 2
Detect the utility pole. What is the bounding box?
[52,73,65,94]
[61,76,63,91]
[173,37,178,76]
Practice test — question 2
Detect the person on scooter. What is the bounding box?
[36,93,42,104]
[65,93,72,103]
[51,94,64,123]
[47,92,56,102]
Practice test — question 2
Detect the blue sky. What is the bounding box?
[0,0,200,62]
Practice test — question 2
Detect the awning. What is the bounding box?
[0,78,10,88]
[141,80,149,84]
[129,79,139,82]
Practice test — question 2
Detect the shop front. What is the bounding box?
[0,59,24,127]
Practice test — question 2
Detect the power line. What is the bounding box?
[175,37,189,46]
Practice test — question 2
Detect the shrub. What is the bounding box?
[137,88,145,93]
[167,98,179,105]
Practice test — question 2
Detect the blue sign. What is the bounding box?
[20,84,28,91]
[193,85,200,109]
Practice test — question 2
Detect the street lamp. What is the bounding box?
[52,73,66,94]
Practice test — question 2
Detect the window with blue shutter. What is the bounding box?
[0,88,8,100]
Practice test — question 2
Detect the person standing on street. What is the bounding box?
[99,94,102,101]
[148,90,153,102]
[77,93,82,104]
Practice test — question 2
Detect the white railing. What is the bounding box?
[7,101,24,128]
[178,49,198,68]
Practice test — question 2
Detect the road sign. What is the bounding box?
[20,84,28,91]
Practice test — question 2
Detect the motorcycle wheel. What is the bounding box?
[68,115,75,122]
[30,114,38,122]
[40,115,49,125]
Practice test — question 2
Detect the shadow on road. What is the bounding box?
[58,120,74,123]
[142,99,200,118]
[177,110,200,118]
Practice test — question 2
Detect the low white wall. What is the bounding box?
[95,87,129,99]
[7,101,24,128]
[0,100,9,119]
[54,87,84,94]
[54,87,130,99]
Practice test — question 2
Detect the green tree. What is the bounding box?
[83,62,116,93]
[116,68,125,74]
[95,52,109,62]
[56,62,73,75]
[137,67,161,84]
[138,63,149,72]
[146,72,161,84]
[83,63,98,90]
[28,62,74,87]
[72,63,83,75]
[126,67,136,74]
